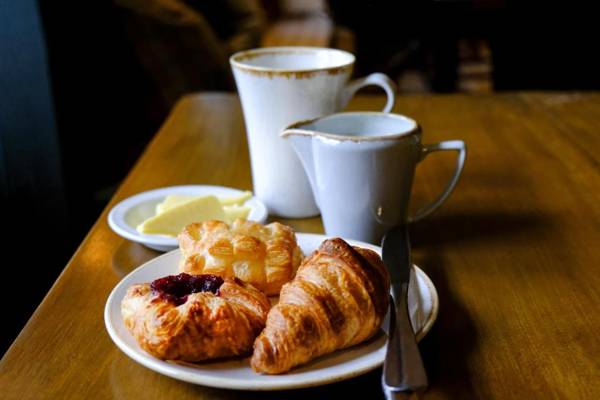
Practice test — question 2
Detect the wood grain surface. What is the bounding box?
[1,92,599,399]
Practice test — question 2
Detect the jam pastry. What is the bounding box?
[121,273,270,362]
[178,219,303,296]
[251,238,390,374]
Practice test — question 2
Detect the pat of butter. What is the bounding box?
[155,194,194,215]
[156,191,252,215]
[224,205,251,223]
[138,195,225,236]
[218,191,252,206]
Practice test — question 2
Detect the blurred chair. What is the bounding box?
[115,0,266,107]
[115,0,355,110]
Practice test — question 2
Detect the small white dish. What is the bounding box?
[107,185,268,252]
[104,233,438,391]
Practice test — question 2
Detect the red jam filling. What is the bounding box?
[150,273,224,306]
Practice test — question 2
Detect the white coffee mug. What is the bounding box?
[282,112,466,243]
[230,47,397,218]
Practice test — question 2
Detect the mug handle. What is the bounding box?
[342,73,397,112]
[408,140,467,223]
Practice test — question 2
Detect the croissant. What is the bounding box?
[251,238,390,374]
[121,273,270,362]
[178,219,303,295]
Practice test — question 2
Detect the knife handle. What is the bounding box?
[382,285,428,392]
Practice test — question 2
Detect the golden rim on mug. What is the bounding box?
[230,47,355,78]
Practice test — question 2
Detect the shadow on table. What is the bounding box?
[411,210,556,249]
[414,250,486,399]
[403,209,557,398]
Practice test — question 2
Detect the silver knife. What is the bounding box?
[381,224,428,396]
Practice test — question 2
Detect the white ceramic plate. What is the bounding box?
[104,233,438,391]
[107,185,268,251]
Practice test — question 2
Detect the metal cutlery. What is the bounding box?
[381,224,428,397]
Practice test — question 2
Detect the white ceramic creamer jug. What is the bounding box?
[281,112,466,243]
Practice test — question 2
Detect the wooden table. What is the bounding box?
[1,93,599,399]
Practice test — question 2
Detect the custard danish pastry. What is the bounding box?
[178,219,303,295]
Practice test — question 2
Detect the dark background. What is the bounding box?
[1,0,599,354]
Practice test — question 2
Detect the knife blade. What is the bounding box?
[381,224,428,395]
